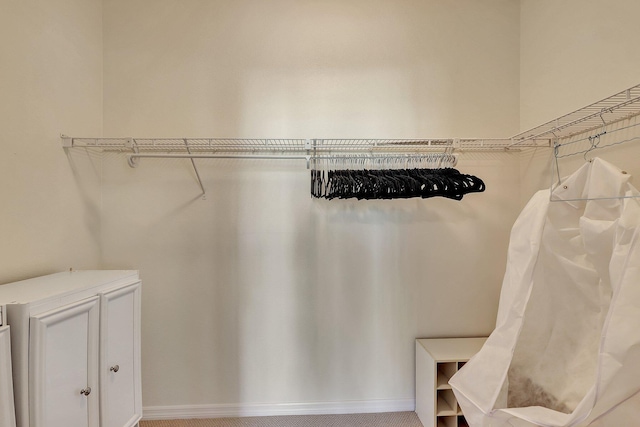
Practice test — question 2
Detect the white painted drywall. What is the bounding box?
[101,0,521,409]
[0,0,103,284]
[519,0,640,204]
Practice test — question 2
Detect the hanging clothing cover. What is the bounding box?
[449,158,640,427]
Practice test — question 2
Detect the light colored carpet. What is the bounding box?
[140,412,424,427]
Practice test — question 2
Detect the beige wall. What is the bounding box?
[520,0,640,130]
[0,0,103,284]
[103,0,520,138]
[519,0,640,203]
[101,0,521,410]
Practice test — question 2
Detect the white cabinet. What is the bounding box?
[0,271,142,427]
[416,338,486,427]
[30,298,100,427]
[0,323,17,427]
[99,284,142,427]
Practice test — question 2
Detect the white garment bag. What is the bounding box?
[450,158,640,427]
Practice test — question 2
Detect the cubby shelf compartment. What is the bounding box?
[437,416,457,427]
[416,337,487,427]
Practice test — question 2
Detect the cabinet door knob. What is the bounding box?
[80,387,92,396]
[110,365,120,373]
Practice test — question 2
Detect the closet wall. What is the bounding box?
[4,0,639,418]
[100,0,521,413]
[518,0,640,202]
[0,0,103,284]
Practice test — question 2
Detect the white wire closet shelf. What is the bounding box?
[62,137,540,155]
[62,137,538,198]
[61,137,544,173]
[61,83,640,198]
[511,83,640,146]
[62,83,640,156]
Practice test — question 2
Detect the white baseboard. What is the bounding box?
[142,398,415,420]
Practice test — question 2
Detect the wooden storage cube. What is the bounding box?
[416,338,487,427]
[458,415,470,427]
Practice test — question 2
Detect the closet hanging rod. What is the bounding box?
[129,153,310,159]
[127,153,311,168]
[126,152,461,168]
[553,119,640,158]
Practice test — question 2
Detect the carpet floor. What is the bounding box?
[140,412,424,427]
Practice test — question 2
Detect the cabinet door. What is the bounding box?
[0,326,16,427]
[29,297,100,427]
[100,282,142,427]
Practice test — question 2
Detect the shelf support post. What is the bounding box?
[183,138,206,199]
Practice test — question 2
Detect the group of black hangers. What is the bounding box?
[311,167,485,200]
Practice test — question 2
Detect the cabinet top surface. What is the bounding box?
[417,337,487,361]
[0,270,139,304]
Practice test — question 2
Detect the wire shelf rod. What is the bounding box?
[556,135,640,160]
[127,152,464,170]
[555,119,640,149]
[128,152,461,160]
[129,153,311,160]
